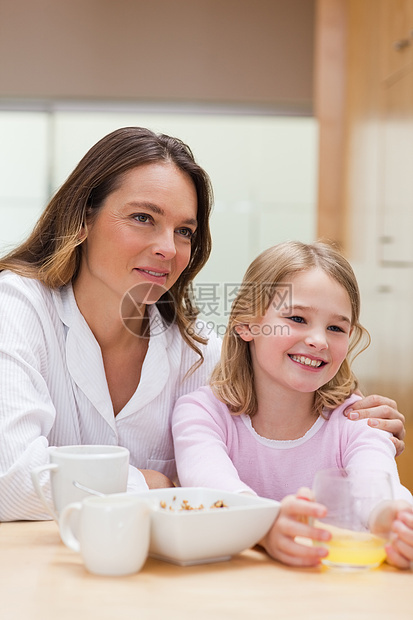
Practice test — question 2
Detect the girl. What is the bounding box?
[172,241,413,569]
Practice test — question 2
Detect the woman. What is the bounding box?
[0,127,405,521]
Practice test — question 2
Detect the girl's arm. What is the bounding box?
[370,500,413,569]
[341,414,412,568]
[172,388,255,495]
[259,489,330,567]
[341,416,412,504]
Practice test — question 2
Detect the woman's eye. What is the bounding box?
[288,315,305,324]
[134,214,151,223]
[176,227,194,239]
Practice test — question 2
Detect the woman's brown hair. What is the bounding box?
[0,126,214,360]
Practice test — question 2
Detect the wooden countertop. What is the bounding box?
[0,521,411,619]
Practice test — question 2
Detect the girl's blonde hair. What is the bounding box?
[211,241,370,418]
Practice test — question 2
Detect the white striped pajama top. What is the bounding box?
[0,271,221,521]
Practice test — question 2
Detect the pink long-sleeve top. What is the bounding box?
[172,386,412,503]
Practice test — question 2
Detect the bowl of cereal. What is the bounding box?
[135,487,280,566]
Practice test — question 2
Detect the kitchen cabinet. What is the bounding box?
[316,0,413,491]
[379,68,413,264]
[380,0,413,81]
[379,0,413,264]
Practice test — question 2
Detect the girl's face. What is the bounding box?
[240,268,353,398]
[76,162,198,308]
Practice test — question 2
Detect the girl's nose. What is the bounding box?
[304,329,328,350]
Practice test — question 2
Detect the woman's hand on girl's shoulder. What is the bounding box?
[344,394,406,456]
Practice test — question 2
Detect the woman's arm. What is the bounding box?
[0,282,59,520]
[140,470,174,489]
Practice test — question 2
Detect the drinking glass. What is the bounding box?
[313,468,393,570]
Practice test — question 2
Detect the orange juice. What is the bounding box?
[316,523,387,569]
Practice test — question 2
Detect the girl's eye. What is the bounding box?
[328,325,345,333]
[288,315,305,324]
[176,227,194,239]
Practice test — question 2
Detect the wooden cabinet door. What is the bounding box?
[380,0,413,81]
[379,66,413,264]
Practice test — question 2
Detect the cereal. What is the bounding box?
[211,500,227,508]
[159,498,228,512]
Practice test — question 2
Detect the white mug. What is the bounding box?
[31,445,130,520]
[59,494,151,576]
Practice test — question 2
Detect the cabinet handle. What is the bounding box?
[380,235,394,244]
[393,38,410,51]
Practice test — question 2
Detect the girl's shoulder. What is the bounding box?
[326,394,380,444]
[174,385,234,424]
[176,384,223,408]
[326,393,363,421]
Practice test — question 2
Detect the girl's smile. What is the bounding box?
[288,353,327,370]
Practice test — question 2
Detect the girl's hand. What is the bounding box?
[385,505,413,569]
[344,394,406,456]
[260,490,331,567]
[370,500,413,569]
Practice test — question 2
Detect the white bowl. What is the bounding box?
[135,487,280,566]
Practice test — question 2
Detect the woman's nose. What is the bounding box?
[152,229,176,260]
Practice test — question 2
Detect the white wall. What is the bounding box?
[0,112,50,252]
[0,109,318,331]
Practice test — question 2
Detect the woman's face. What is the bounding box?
[77,162,198,308]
